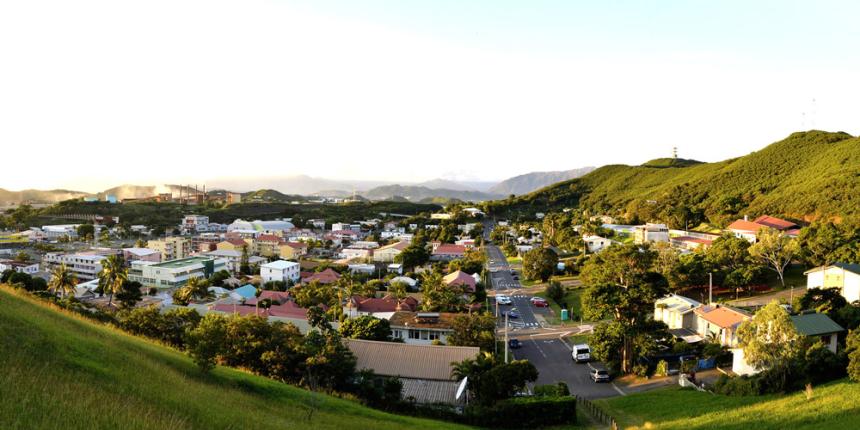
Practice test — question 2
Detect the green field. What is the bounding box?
[0,286,468,430]
[596,381,860,430]
[535,286,586,325]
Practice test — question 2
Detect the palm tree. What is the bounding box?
[389,281,408,301]
[98,255,127,307]
[48,264,78,298]
[176,277,211,304]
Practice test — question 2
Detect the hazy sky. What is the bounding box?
[2,0,859,192]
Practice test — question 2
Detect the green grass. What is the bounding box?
[535,286,586,325]
[0,286,469,430]
[506,256,523,265]
[596,380,860,430]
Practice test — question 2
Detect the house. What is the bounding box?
[254,234,284,257]
[693,305,750,347]
[583,235,617,253]
[633,223,669,244]
[206,298,322,333]
[348,264,376,275]
[122,247,161,263]
[387,263,404,275]
[442,270,477,293]
[343,295,419,318]
[216,238,251,252]
[0,259,39,275]
[727,215,799,243]
[804,263,860,303]
[373,241,409,263]
[340,248,371,260]
[345,339,480,405]
[202,250,266,274]
[229,284,259,301]
[654,295,703,342]
[128,256,227,289]
[430,244,466,261]
[669,236,713,250]
[182,215,210,232]
[278,242,308,260]
[147,237,192,261]
[733,311,844,376]
[388,311,457,345]
[301,268,341,285]
[260,260,300,284]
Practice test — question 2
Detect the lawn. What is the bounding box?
[596,380,860,430]
[0,286,469,430]
[506,256,523,265]
[535,286,587,326]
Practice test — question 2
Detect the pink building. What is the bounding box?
[122,247,162,263]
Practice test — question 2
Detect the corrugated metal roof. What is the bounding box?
[400,378,460,405]
[791,313,844,336]
[345,339,479,381]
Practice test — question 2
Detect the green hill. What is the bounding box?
[485,131,860,226]
[597,380,860,429]
[0,287,468,430]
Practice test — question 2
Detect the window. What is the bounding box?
[408,330,420,340]
[428,331,440,341]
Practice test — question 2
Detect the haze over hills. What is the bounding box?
[362,184,502,202]
[487,167,596,196]
[485,130,860,226]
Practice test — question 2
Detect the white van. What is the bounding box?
[572,344,591,363]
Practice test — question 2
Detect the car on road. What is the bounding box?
[508,339,522,349]
[512,274,519,280]
[495,295,513,305]
[503,310,520,319]
[588,366,611,383]
[530,297,549,307]
[572,344,591,363]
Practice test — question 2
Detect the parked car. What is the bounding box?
[508,339,522,349]
[504,310,520,319]
[530,297,549,307]
[589,366,611,383]
[572,344,591,363]
[496,295,512,305]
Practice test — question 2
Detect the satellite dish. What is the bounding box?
[455,377,468,400]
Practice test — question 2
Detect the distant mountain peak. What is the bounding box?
[488,167,596,196]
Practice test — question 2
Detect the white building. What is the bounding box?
[182,215,210,232]
[0,259,39,275]
[227,219,294,235]
[654,295,703,342]
[583,235,617,253]
[804,263,860,303]
[260,260,301,283]
[340,248,371,260]
[42,253,105,281]
[202,250,267,274]
[41,224,80,240]
[633,223,670,244]
[128,256,227,289]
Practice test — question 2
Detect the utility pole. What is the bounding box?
[708,272,713,305]
[504,311,509,364]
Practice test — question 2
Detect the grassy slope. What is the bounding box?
[488,131,860,224]
[597,381,860,430]
[0,287,468,430]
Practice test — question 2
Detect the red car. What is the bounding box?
[530,297,549,308]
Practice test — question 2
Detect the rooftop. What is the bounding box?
[388,311,458,330]
[262,260,299,270]
[152,256,217,269]
[694,305,750,328]
[791,312,844,336]
[345,339,479,381]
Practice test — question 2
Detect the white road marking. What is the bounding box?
[530,338,549,358]
[611,383,626,396]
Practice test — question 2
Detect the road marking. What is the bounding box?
[611,383,626,396]
[530,338,548,358]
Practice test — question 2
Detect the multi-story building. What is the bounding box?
[40,224,80,240]
[147,236,192,261]
[260,260,301,284]
[633,223,670,244]
[42,253,106,281]
[201,249,266,274]
[0,259,39,275]
[128,256,227,289]
[182,215,210,232]
[122,247,162,263]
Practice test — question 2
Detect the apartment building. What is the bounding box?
[147,236,192,261]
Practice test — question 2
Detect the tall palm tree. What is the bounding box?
[48,264,78,298]
[176,277,211,304]
[98,255,127,307]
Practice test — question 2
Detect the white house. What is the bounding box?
[804,263,860,303]
[654,294,703,333]
[0,259,39,275]
[260,260,300,283]
[583,235,617,253]
[633,223,669,244]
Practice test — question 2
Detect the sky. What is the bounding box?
[2,0,860,192]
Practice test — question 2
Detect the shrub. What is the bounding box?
[533,382,570,397]
[712,374,760,396]
[654,360,669,377]
[632,363,649,377]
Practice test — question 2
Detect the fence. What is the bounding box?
[575,395,618,429]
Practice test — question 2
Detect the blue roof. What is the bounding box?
[232,284,258,299]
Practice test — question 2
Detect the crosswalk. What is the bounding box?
[509,321,541,329]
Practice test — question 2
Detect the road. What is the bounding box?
[512,335,623,399]
[486,244,541,329]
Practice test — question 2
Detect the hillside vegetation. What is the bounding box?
[486,131,860,226]
[597,381,860,430]
[0,287,468,430]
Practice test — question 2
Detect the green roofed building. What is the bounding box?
[791,312,844,353]
[129,256,227,289]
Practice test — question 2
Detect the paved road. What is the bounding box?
[486,244,541,329]
[512,335,622,399]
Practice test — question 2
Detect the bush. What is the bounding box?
[545,281,565,304]
[632,363,649,377]
[533,382,570,397]
[466,396,575,428]
[712,374,760,396]
[654,360,669,377]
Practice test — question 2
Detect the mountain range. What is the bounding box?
[487,167,596,195]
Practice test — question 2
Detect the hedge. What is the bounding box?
[465,396,576,428]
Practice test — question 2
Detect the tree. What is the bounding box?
[48,264,77,298]
[447,312,496,351]
[115,280,143,309]
[339,315,391,341]
[186,313,228,373]
[450,352,496,400]
[420,271,465,312]
[736,301,803,388]
[13,251,29,263]
[240,244,251,275]
[395,241,430,270]
[475,360,538,404]
[388,281,408,300]
[98,254,127,307]
[173,277,212,305]
[522,248,558,282]
[76,224,95,240]
[545,281,564,304]
[794,287,848,316]
[580,243,656,287]
[847,329,860,382]
[798,222,846,267]
[749,228,799,287]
